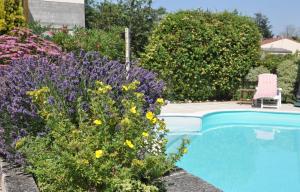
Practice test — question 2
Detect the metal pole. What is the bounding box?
[125,27,130,79]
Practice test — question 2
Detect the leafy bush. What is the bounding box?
[85,0,166,56]
[28,21,52,37]
[245,66,270,87]
[52,28,125,60]
[0,52,164,163]
[0,28,62,64]
[0,0,25,34]
[141,10,261,101]
[277,59,299,102]
[260,54,296,73]
[18,81,186,191]
[0,1,5,32]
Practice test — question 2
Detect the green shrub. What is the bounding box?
[260,54,296,73]
[141,10,261,101]
[0,0,25,34]
[85,0,166,57]
[19,81,187,191]
[277,59,299,103]
[28,21,51,36]
[52,27,125,60]
[245,66,270,88]
[0,0,5,32]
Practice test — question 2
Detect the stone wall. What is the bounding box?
[163,167,222,192]
[0,159,39,192]
[28,0,85,29]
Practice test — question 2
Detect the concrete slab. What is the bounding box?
[161,101,300,115]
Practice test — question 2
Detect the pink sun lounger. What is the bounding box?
[253,73,282,108]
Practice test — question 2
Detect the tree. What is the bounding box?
[280,25,300,40]
[85,0,97,28]
[0,0,25,34]
[254,12,273,39]
[141,11,261,101]
[0,0,5,32]
[85,0,166,57]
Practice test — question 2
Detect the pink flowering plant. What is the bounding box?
[18,81,188,191]
[0,28,62,64]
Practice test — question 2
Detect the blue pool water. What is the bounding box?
[165,111,300,192]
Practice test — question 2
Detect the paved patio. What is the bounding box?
[161,101,300,115]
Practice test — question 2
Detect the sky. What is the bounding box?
[152,0,300,35]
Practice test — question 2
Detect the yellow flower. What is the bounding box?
[142,132,149,137]
[95,81,105,87]
[97,87,107,94]
[135,92,144,98]
[97,85,112,94]
[122,85,129,91]
[156,98,164,105]
[40,86,50,93]
[124,140,134,149]
[95,150,104,158]
[15,138,26,149]
[151,118,158,124]
[183,148,188,154]
[26,90,35,96]
[93,119,102,125]
[146,111,155,120]
[130,106,137,114]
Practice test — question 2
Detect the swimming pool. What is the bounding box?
[164,111,300,192]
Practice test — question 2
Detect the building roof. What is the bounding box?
[261,37,300,45]
[261,38,283,45]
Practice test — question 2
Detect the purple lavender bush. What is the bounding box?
[0,51,165,163]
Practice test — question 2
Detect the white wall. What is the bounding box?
[261,39,300,54]
[29,0,85,28]
[44,0,84,4]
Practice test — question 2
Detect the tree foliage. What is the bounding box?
[52,27,125,60]
[85,0,166,56]
[260,54,296,73]
[0,0,5,32]
[0,0,25,34]
[254,12,273,39]
[141,10,261,101]
[280,25,300,41]
[245,66,270,88]
[277,59,299,102]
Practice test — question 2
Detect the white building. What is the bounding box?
[261,38,300,54]
[26,0,85,29]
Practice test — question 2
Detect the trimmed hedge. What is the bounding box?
[141,10,261,101]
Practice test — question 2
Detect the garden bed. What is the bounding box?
[0,161,221,192]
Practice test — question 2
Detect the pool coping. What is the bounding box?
[160,108,300,118]
[163,167,222,192]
